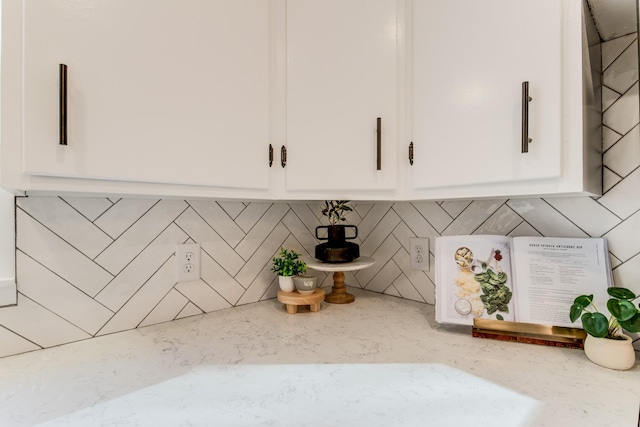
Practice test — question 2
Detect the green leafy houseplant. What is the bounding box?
[271,247,307,277]
[570,287,640,338]
[321,200,353,225]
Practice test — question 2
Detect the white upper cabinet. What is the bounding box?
[282,0,399,198]
[2,0,600,200]
[412,0,560,188]
[17,0,271,192]
[408,0,600,199]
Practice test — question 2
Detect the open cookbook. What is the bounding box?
[435,235,613,328]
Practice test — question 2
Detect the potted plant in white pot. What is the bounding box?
[570,287,640,370]
[271,247,307,292]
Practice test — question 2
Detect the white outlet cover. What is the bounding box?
[410,237,430,271]
[175,243,200,282]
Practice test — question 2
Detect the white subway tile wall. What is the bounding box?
[1,34,639,358]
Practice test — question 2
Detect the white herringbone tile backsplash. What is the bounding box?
[1,34,639,358]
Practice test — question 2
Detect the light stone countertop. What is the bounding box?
[0,287,638,426]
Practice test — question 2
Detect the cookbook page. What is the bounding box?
[511,237,612,328]
[435,235,514,325]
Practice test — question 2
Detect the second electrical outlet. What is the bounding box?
[410,237,430,271]
[175,243,201,281]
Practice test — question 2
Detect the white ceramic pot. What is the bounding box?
[278,276,295,293]
[584,334,636,370]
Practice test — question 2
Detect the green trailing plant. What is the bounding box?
[570,287,640,339]
[271,247,307,277]
[321,200,353,225]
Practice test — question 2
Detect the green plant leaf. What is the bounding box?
[581,312,609,337]
[322,200,353,225]
[569,303,585,323]
[607,299,638,322]
[272,247,306,276]
[573,295,593,306]
[618,313,640,333]
[607,287,636,300]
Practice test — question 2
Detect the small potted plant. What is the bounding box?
[315,201,360,263]
[570,287,640,370]
[271,247,307,292]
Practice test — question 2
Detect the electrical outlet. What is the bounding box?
[175,243,200,281]
[410,237,430,271]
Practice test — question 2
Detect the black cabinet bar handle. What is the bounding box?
[59,64,68,145]
[268,144,273,167]
[521,81,532,153]
[409,142,414,165]
[281,145,287,168]
[376,117,381,170]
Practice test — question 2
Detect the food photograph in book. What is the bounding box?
[439,236,515,324]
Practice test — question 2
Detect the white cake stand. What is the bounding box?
[305,257,375,304]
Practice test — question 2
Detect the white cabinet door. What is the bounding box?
[22,0,270,190]
[284,0,398,194]
[411,0,562,191]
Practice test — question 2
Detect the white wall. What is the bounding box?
[587,0,637,40]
